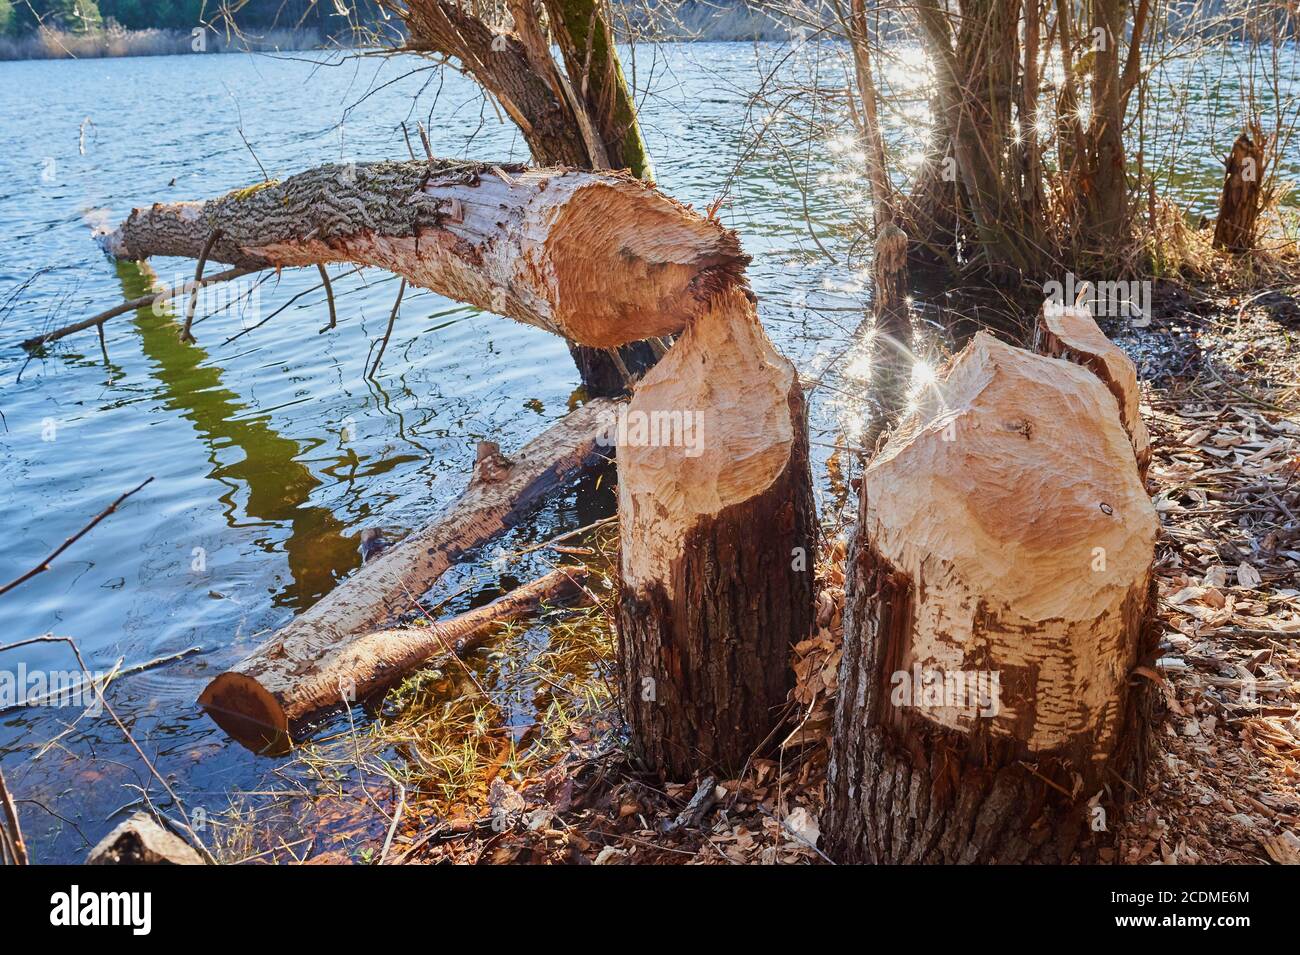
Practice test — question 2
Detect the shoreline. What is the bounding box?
[0,9,800,62]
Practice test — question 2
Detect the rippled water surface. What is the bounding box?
[1,41,1292,862]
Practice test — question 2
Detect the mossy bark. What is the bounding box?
[543,0,653,180]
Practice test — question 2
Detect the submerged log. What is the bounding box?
[98,160,746,350]
[200,566,591,751]
[1213,127,1267,253]
[616,286,816,779]
[824,333,1157,863]
[198,398,618,750]
[1035,303,1151,480]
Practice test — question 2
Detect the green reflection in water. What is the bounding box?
[116,261,360,610]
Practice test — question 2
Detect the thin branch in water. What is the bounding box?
[0,634,214,863]
[19,267,262,352]
[182,229,224,343]
[368,278,407,379]
[0,477,153,599]
[318,263,338,330]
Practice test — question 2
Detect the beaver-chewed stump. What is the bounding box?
[823,332,1158,864]
[1035,302,1151,481]
[1212,127,1267,253]
[615,286,816,780]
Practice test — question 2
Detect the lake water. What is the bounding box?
[0,41,1292,862]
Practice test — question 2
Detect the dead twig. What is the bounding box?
[367,278,406,379]
[0,768,29,865]
[181,229,224,342]
[0,477,153,598]
[317,263,338,330]
[20,267,261,351]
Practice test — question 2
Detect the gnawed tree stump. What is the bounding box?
[200,566,591,752]
[824,333,1157,863]
[616,286,816,778]
[198,399,617,750]
[1213,127,1267,253]
[1035,303,1151,480]
[98,160,746,350]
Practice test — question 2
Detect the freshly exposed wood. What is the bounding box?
[198,398,620,750]
[98,160,747,350]
[1036,303,1152,480]
[1213,127,1267,253]
[86,812,203,865]
[617,286,816,778]
[201,566,592,751]
[824,333,1158,863]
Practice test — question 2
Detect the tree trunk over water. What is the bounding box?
[616,286,816,779]
[99,160,746,350]
[824,333,1157,863]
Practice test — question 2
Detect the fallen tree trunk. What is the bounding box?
[824,332,1157,863]
[200,565,592,752]
[198,398,619,750]
[98,160,746,350]
[1213,127,1267,253]
[1035,303,1151,480]
[616,286,816,779]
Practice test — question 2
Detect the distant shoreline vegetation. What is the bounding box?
[0,25,336,61]
[0,1,801,62]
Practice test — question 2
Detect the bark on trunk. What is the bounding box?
[543,0,653,179]
[197,398,618,750]
[98,160,746,350]
[862,223,912,451]
[909,0,1048,278]
[1084,0,1129,253]
[824,332,1157,863]
[200,566,592,752]
[1035,303,1151,480]
[1213,128,1267,253]
[616,286,816,779]
[401,0,593,168]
